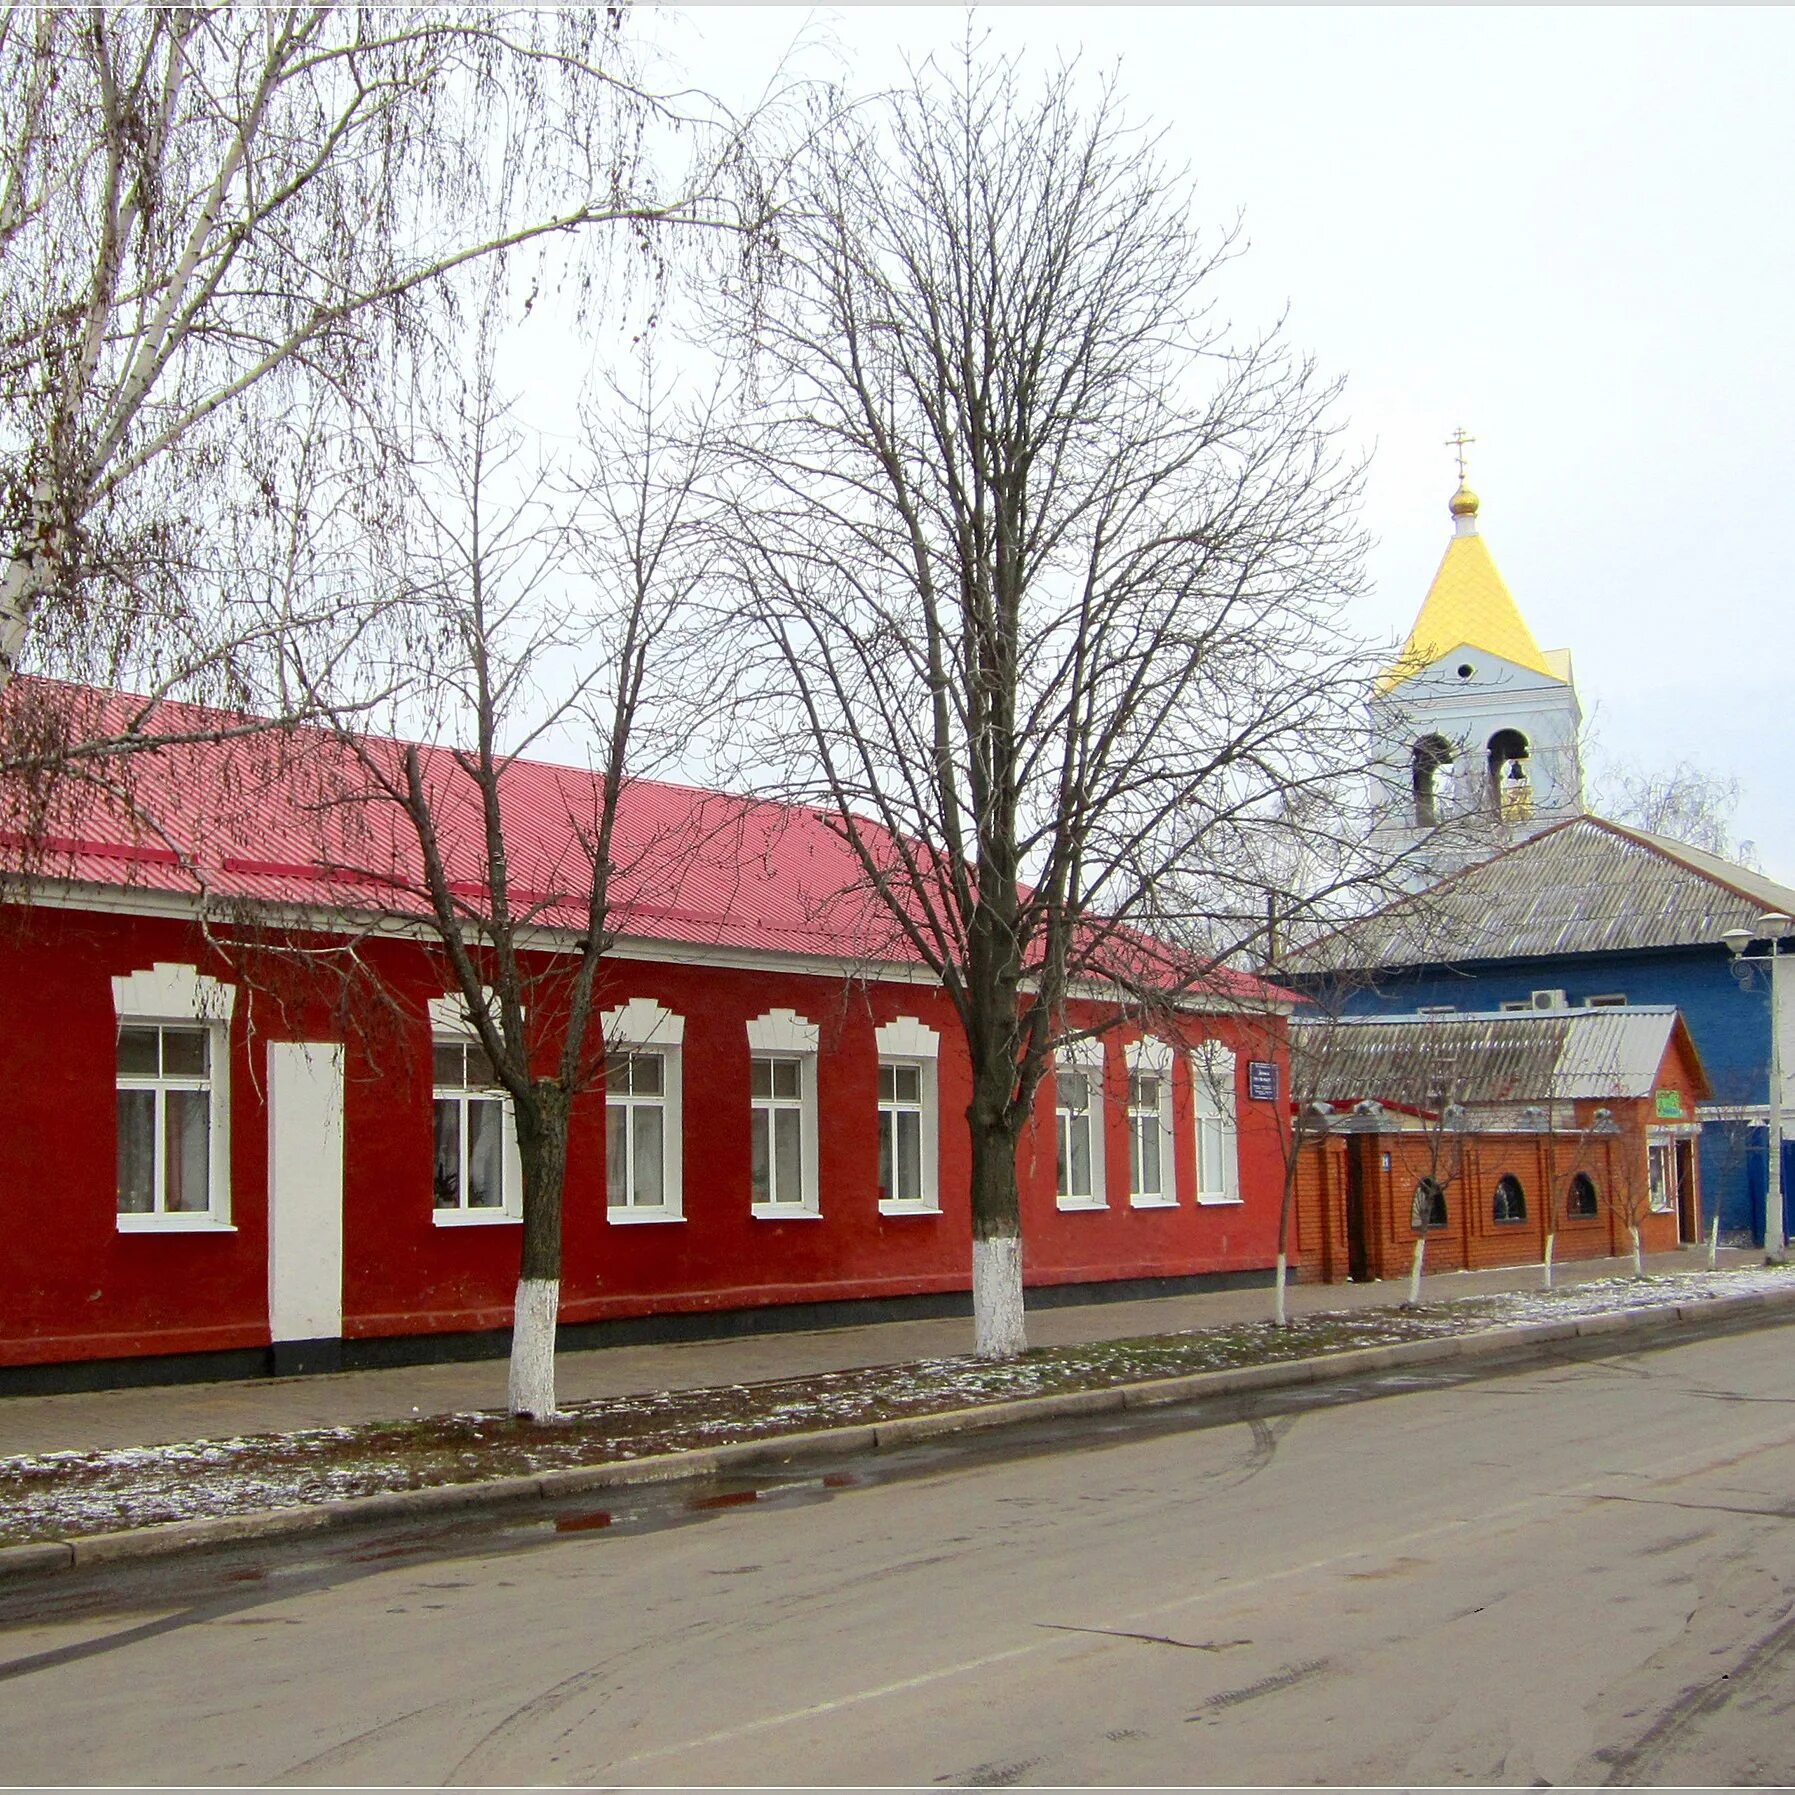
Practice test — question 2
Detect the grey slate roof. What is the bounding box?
[1299,814,1795,971]
[1292,1005,1705,1108]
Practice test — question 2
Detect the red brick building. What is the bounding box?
[1290,1009,1709,1284]
[2,699,1290,1389]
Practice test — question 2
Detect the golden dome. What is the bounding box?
[1378,493,1560,694]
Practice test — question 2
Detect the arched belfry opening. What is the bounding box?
[1487,728,1532,821]
[1412,734,1455,827]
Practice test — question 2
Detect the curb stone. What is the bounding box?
[536,1449,722,1498]
[1575,1311,1642,1338]
[0,1540,73,1580]
[70,1503,336,1566]
[7,1283,1795,1585]
[711,1425,881,1471]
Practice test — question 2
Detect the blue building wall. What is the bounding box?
[1743,1139,1795,1250]
[1338,943,1776,1242]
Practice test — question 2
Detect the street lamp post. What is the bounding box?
[1722,910,1792,1260]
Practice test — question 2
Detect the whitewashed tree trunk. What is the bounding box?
[1406,1236,1426,1307]
[1273,1251,1288,1327]
[1542,1232,1556,1291]
[973,1235,1026,1360]
[507,1277,561,1419]
[1629,1223,1644,1279]
[1709,1214,1720,1271]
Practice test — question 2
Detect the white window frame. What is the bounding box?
[748,1009,822,1218]
[1193,1041,1242,1206]
[1648,1140,1677,1214]
[112,963,235,1233]
[1584,994,1629,1009]
[603,997,685,1224]
[427,993,522,1227]
[1055,1039,1108,1211]
[876,1016,941,1214]
[1125,1036,1178,1208]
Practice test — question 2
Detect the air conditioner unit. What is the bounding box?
[1530,989,1569,1011]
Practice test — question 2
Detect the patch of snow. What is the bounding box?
[6,1264,1793,1546]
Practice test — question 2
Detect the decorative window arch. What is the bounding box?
[1412,1177,1449,1230]
[426,984,519,1038]
[112,962,237,1025]
[1567,1171,1599,1219]
[1493,1172,1528,1224]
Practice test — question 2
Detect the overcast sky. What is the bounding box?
[622,6,1793,874]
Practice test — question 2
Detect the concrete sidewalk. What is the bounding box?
[0,1247,1758,1460]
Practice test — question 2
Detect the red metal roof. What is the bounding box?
[2,683,1271,1002]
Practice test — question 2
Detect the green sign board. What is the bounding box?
[1655,1089,1685,1120]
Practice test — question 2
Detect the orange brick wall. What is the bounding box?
[1293,1098,1696,1285]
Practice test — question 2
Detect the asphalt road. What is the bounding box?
[4,1327,1795,1786]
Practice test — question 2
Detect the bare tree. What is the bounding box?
[1526,1049,1629,1290]
[1604,1107,1660,1278]
[0,5,773,712]
[706,49,1371,1357]
[1365,1052,1476,1307]
[287,353,717,1417]
[0,391,410,890]
[1245,780,1463,1321]
[1598,756,1758,868]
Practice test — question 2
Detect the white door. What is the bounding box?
[268,1042,345,1343]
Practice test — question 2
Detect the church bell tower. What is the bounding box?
[1372,433,1584,868]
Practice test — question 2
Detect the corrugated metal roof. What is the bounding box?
[1299,814,1795,970]
[1292,1005,1702,1106]
[0,685,1268,1002]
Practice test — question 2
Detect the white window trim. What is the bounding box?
[428,1003,523,1227]
[604,998,685,1224]
[1647,1140,1678,1213]
[1055,1039,1108,1211]
[427,984,530,1040]
[113,964,236,1233]
[1193,1041,1242,1206]
[1125,1035,1178,1208]
[748,1010,821,1217]
[876,1016,941,1215]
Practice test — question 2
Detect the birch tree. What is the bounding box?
[0,4,770,709]
[708,51,1370,1358]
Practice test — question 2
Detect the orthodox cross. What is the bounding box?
[1445,426,1476,484]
